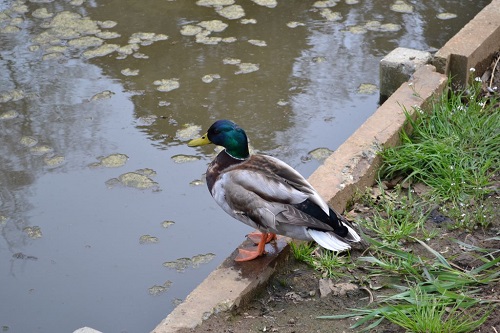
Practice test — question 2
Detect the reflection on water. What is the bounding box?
[0,0,489,332]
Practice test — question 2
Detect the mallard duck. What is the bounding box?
[188,119,361,261]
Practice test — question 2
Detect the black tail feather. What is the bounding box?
[292,199,348,237]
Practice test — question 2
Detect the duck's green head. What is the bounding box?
[188,119,249,159]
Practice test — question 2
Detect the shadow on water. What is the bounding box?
[0,0,490,332]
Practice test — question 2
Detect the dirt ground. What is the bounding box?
[179,56,500,333]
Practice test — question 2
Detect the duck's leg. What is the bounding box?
[247,231,277,244]
[235,232,274,262]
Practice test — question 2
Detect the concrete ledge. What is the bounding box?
[379,47,432,103]
[433,0,500,87]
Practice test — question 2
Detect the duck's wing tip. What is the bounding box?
[344,225,362,242]
[307,229,352,252]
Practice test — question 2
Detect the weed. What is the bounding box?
[319,237,500,332]
[356,183,432,243]
[383,285,492,333]
[290,242,354,279]
[380,79,499,219]
[289,241,315,262]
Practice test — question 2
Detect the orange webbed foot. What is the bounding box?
[247,231,277,244]
[235,232,274,262]
[235,247,263,262]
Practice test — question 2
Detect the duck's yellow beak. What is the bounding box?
[188,133,211,147]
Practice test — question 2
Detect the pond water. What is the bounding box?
[0,0,489,332]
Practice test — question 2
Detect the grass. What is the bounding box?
[382,285,492,333]
[380,79,499,215]
[319,237,499,332]
[355,184,435,244]
[290,241,354,279]
[293,77,499,332]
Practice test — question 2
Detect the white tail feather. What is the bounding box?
[307,229,351,252]
[344,225,361,242]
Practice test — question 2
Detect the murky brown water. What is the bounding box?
[0,0,489,332]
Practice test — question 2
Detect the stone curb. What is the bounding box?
[433,0,500,88]
[151,1,500,332]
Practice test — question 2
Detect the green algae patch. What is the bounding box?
[251,0,277,8]
[191,253,216,267]
[161,220,175,229]
[248,39,267,47]
[221,36,236,43]
[46,11,100,36]
[364,20,401,32]
[68,36,104,49]
[180,25,203,36]
[89,153,129,168]
[0,89,25,103]
[189,179,204,186]
[319,9,342,21]
[307,147,334,161]
[357,83,378,94]
[163,253,215,272]
[148,281,172,296]
[139,234,159,244]
[121,68,139,76]
[201,73,221,83]
[106,169,159,190]
[345,25,367,34]
[379,23,401,32]
[216,5,245,20]
[32,8,54,19]
[390,0,413,13]
[90,90,115,101]
[163,258,192,272]
[23,226,42,239]
[195,31,222,45]
[44,155,65,167]
[171,154,201,163]
[82,44,120,59]
[1,25,21,33]
[313,0,338,8]
[175,123,202,141]
[19,136,38,147]
[222,57,241,65]
[198,20,228,33]
[96,31,121,40]
[116,44,140,58]
[0,110,19,119]
[132,52,149,59]
[30,145,53,155]
[129,32,168,46]
[437,13,457,20]
[42,52,64,61]
[240,18,257,24]
[154,79,180,92]
[235,62,259,75]
[196,0,235,6]
[97,20,118,29]
[287,21,306,28]
[137,115,158,126]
